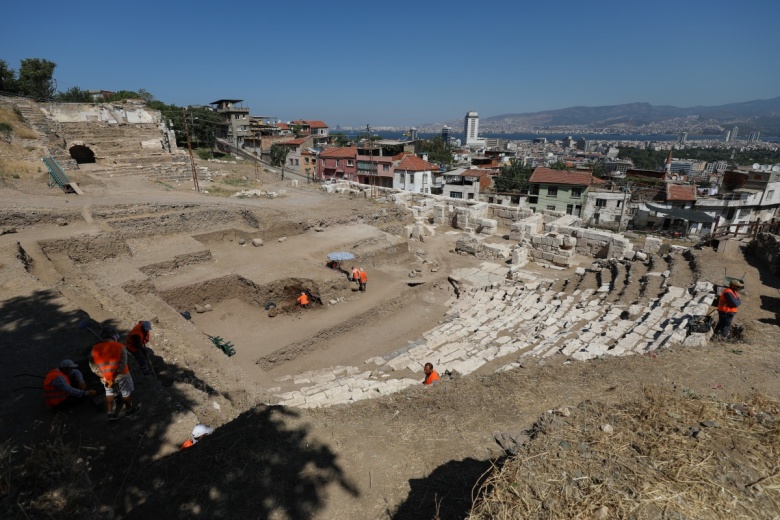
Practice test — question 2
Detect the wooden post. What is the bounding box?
[181,108,200,192]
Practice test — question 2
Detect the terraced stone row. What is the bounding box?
[270,254,713,408]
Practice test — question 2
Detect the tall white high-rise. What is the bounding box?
[464,111,483,146]
[731,126,739,141]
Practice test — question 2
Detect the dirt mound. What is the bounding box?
[469,390,780,519]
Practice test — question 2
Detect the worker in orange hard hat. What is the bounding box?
[297,292,310,308]
[358,268,368,292]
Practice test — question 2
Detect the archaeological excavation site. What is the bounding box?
[2,97,780,520]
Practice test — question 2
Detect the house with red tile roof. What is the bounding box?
[528,167,598,215]
[441,168,494,200]
[316,146,358,182]
[392,153,439,193]
[289,120,329,143]
[276,136,314,173]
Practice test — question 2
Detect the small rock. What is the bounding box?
[700,420,720,428]
[212,402,221,410]
[593,506,610,519]
[314,227,325,232]
[194,304,206,313]
[252,238,264,247]
[203,304,213,312]
[278,237,287,243]
[731,403,750,416]
[556,406,571,417]
[601,424,614,434]
[238,238,246,245]
[329,299,338,305]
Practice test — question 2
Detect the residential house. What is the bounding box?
[316,147,358,182]
[528,168,598,216]
[210,99,250,147]
[392,154,438,194]
[356,140,407,187]
[290,120,329,146]
[632,184,715,236]
[441,168,493,200]
[301,149,317,180]
[276,136,313,173]
[694,169,780,233]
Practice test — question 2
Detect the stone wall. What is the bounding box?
[750,232,780,275]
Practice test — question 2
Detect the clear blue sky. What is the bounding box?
[2,0,779,127]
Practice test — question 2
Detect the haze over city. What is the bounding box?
[2,0,779,126]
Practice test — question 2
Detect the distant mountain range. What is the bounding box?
[420,96,780,136]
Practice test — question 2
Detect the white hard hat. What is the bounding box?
[192,424,213,439]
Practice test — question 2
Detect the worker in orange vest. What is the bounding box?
[126,320,152,376]
[297,292,310,308]
[423,362,440,385]
[714,279,743,339]
[181,424,214,450]
[43,359,97,410]
[90,328,140,421]
[351,266,360,282]
[359,268,368,292]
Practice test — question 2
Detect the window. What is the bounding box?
[304,157,310,164]
[409,173,415,184]
[614,215,622,223]
[450,191,463,199]
[488,197,494,203]
[547,205,556,210]
[616,200,623,208]
[335,159,339,168]
[347,160,353,167]
[530,185,539,195]
[383,164,389,172]
[468,193,474,200]
[511,196,520,204]
[571,188,582,198]
[595,199,607,208]
[566,204,574,215]
[547,186,558,198]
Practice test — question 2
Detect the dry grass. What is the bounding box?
[469,389,780,519]
[0,437,102,519]
[0,107,38,140]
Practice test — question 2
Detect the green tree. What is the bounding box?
[270,143,290,180]
[549,160,567,170]
[332,132,350,147]
[494,159,533,192]
[17,58,56,100]
[0,60,17,94]
[587,160,606,177]
[55,86,92,102]
[416,137,453,166]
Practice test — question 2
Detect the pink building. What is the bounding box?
[317,146,358,181]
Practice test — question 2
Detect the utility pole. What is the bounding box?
[182,108,200,192]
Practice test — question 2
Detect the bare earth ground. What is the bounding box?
[1,159,780,520]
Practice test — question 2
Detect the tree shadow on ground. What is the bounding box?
[392,457,498,520]
[123,406,359,520]
[0,290,358,520]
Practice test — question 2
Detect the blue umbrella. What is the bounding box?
[327,252,355,262]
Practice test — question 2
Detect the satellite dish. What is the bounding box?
[773,165,780,172]
[762,164,771,171]
[753,163,761,170]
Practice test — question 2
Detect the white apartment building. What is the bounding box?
[464,111,485,147]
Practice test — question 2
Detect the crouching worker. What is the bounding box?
[91,328,140,421]
[181,424,214,450]
[423,362,440,385]
[297,291,310,308]
[126,320,153,376]
[44,359,97,410]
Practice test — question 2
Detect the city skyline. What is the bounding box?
[2,0,779,127]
